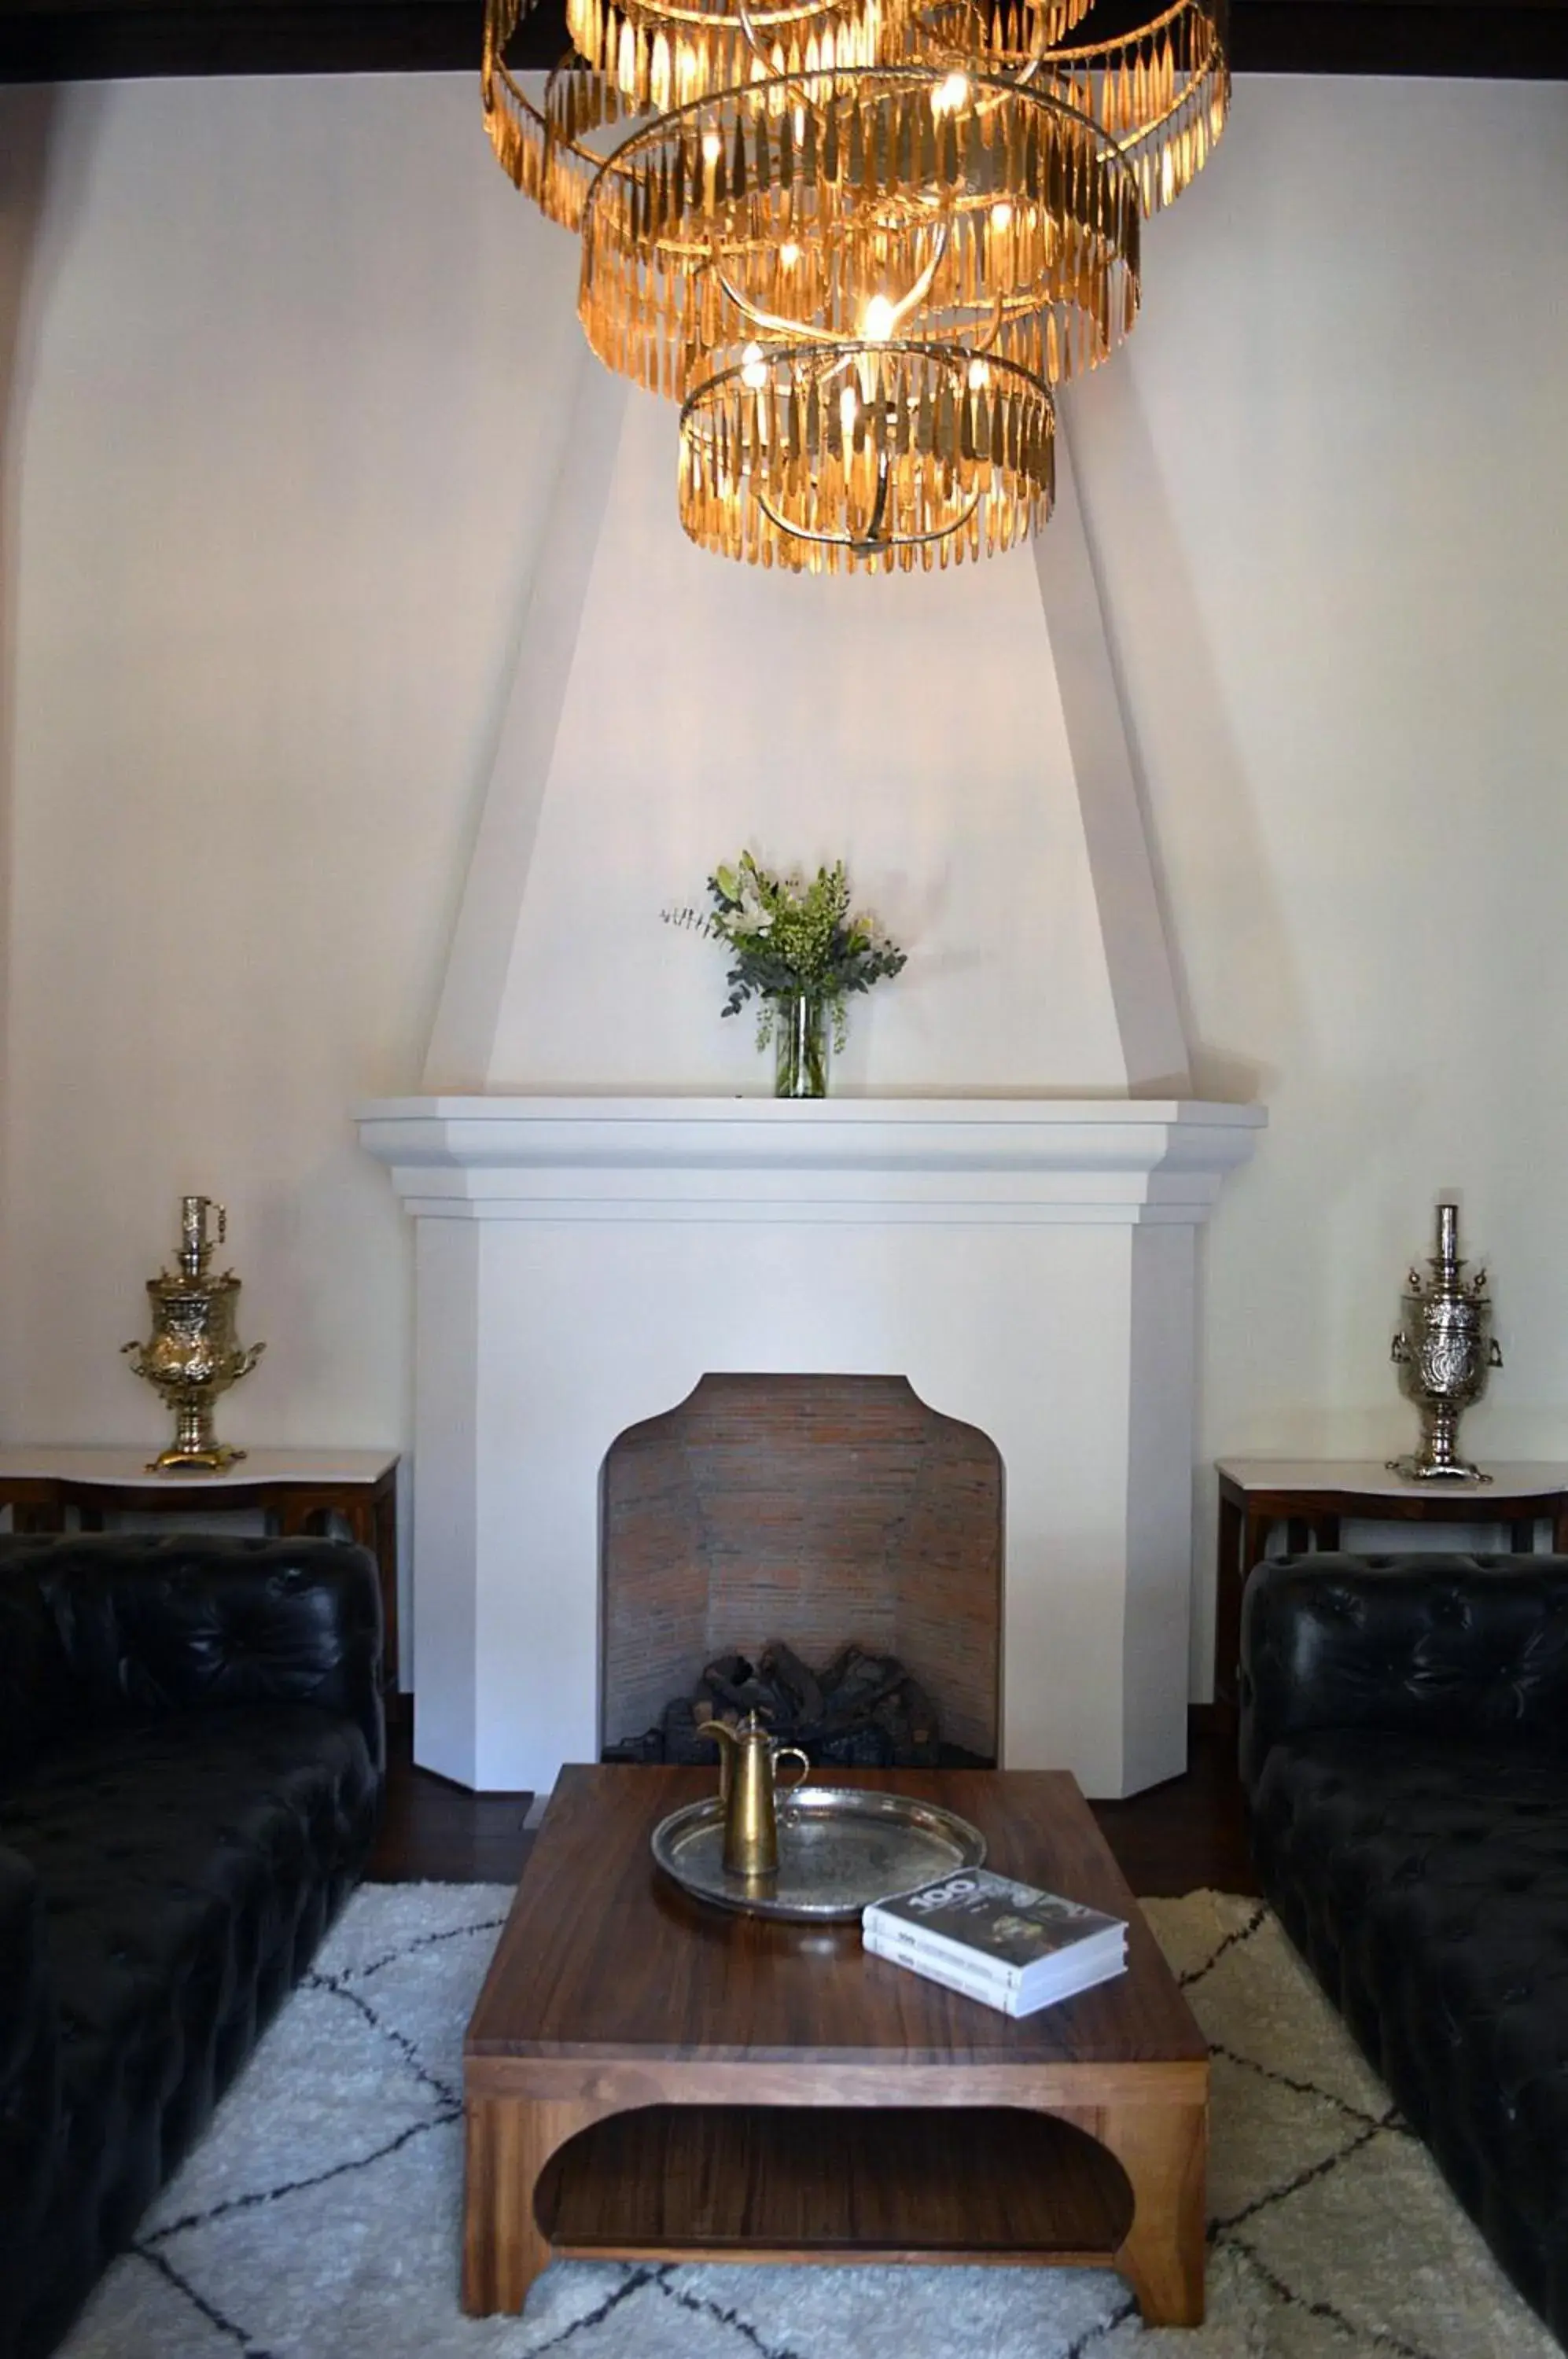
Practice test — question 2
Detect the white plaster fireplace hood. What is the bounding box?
[358,1095,1263,1796]
[357,403,1266,1798]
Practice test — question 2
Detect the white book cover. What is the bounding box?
[864,1924,1128,2016]
[862,1925,1021,2015]
[865,1920,1016,1993]
[865,1869,1126,1993]
[869,1915,1126,1995]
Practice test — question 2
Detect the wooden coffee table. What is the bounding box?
[464,1766,1208,2325]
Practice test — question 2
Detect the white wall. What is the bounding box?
[0,77,582,1458]
[2,70,1566,1698]
[1058,76,1568,1685]
[487,382,1128,1094]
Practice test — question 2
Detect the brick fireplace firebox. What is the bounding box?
[601,1374,1002,1761]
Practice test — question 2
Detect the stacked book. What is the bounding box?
[863,1868,1128,2017]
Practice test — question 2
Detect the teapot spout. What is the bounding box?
[694,1717,738,1804]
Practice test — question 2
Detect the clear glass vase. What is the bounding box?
[774,992,830,1099]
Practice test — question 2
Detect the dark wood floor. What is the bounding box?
[1088,1719,1257,1897]
[370,1722,540,1884]
[368,1715,1258,1895]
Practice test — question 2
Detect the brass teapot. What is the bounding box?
[695,1709,810,1879]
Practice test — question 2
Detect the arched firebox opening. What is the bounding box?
[600,1373,1002,1768]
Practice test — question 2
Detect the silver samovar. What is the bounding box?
[123,1196,266,1472]
[1387,1203,1502,1483]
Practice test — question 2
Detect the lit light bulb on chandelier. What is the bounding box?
[932,71,970,115]
[740,340,768,388]
[862,293,897,343]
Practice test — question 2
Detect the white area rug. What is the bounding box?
[58,1883,1561,2359]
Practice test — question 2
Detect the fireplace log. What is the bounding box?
[602,1641,956,1770]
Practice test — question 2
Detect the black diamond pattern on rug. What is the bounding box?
[49,1885,1560,2359]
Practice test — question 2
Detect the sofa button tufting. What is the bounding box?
[1,1526,384,2344]
[1241,1551,1568,2347]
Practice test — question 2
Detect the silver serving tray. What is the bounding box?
[651,1784,986,1922]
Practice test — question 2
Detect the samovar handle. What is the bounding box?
[1390,1334,1411,1364]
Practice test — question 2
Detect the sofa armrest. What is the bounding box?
[0,1533,385,1776]
[1239,1553,1568,1795]
[0,1845,58,2250]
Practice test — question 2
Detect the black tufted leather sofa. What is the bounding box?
[0,1533,385,2359]
[1241,1551,1568,2342]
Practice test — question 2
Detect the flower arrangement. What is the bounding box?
[666,852,907,1047]
[664,852,907,1095]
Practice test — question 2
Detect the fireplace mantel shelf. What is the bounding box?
[357,1095,1265,1227]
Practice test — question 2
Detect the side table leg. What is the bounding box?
[366,1486,403,1707]
[463,2094,610,2315]
[1062,2098,1207,2326]
[9,1501,66,1536]
[1214,1491,1244,1713]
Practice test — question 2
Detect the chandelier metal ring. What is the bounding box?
[578,64,1144,256]
[480,0,1227,574]
[568,0,890,110]
[903,0,1228,215]
[577,62,1142,399]
[679,334,1055,572]
[1047,0,1229,215]
[484,35,664,234]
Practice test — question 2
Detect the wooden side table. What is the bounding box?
[0,1446,401,1698]
[1214,1457,1568,1716]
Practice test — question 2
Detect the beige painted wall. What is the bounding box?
[1,70,1565,1695]
[0,76,582,1457]
[484,379,1129,1095]
[1059,75,1568,1682]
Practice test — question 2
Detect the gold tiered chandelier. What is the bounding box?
[483,0,1226,572]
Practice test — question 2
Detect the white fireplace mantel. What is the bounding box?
[358,1095,1263,1218]
[359,1094,1264,1797]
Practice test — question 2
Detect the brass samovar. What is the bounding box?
[1388,1202,1502,1483]
[123,1196,266,1472]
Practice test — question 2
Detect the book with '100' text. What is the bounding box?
[862,1869,1128,2016]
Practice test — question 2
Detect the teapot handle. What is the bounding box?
[774,1746,810,1792]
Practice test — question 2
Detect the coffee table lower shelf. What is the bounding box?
[534,2103,1135,2267]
